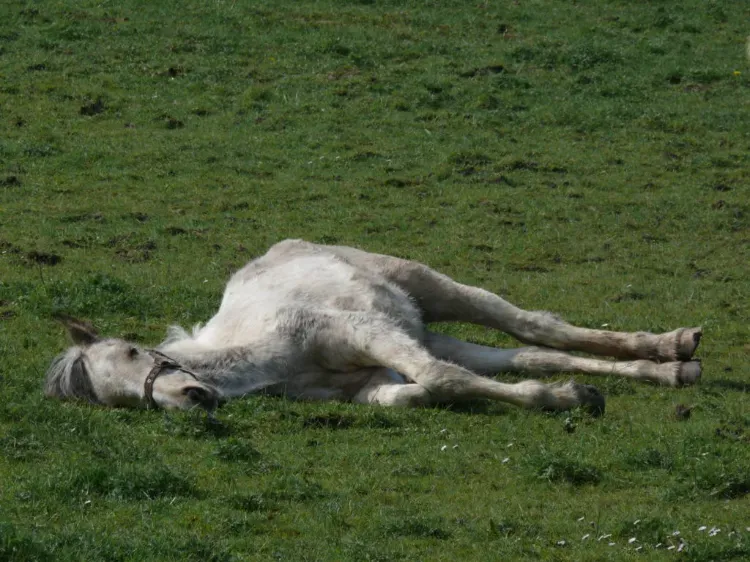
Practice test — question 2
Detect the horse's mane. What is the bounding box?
[44,346,100,403]
[161,323,204,345]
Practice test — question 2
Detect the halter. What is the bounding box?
[144,349,200,409]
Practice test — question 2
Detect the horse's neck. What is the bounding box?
[158,343,287,397]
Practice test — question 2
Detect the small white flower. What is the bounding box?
[677,543,685,553]
[440,445,447,451]
[598,534,612,541]
[672,530,681,536]
[452,444,459,449]
[581,534,590,540]
[628,537,637,544]
[667,545,675,551]
[439,428,448,434]
[608,542,616,546]
[633,519,641,525]
[698,526,707,531]
[635,546,642,551]
[556,540,566,547]
[502,457,510,463]
[577,516,585,522]
[655,543,662,549]
[601,323,609,327]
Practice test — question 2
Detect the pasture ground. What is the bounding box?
[1,0,749,560]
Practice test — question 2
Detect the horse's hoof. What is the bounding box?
[577,384,605,417]
[676,361,702,386]
[676,327,702,361]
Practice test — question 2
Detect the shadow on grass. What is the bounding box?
[441,399,511,416]
[230,492,276,513]
[381,515,452,540]
[703,379,750,393]
[0,522,54,562]
[613,516,673,545]
[624,447,674,470]
[684,543,750,562]
[666,466,750,501]
[302,412,354,429]
[214,437,261,462]
[527,450,602,486]
[56,462,201,501]
[12,525,237,562]
[163,410,232,439]
[488,518,541,539]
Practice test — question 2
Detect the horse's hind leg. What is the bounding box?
[425,332,701,387]
[325,244,700,362]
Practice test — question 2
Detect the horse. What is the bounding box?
[45,239,702,416]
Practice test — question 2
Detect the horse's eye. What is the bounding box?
[128,347,139,358]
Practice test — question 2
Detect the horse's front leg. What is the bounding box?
[425,332,701,387]
[310,313,605,415]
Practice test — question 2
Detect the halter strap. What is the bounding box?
[144,349,199,409]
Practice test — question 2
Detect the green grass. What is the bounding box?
[1,0,749,559]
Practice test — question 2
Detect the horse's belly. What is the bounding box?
[284,368,407,402]
[222,255,423,336]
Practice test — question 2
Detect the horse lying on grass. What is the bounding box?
[46,239,702,416]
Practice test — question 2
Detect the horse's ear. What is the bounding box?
[53,313,100,346]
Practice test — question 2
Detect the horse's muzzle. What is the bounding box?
[183,385,220,411]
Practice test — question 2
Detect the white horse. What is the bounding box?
[45,239,703,415]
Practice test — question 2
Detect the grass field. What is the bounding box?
[1,0,749,559]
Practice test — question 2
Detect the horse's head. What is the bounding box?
[45,315,219,411]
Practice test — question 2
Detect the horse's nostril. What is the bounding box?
[183,386,216,408]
